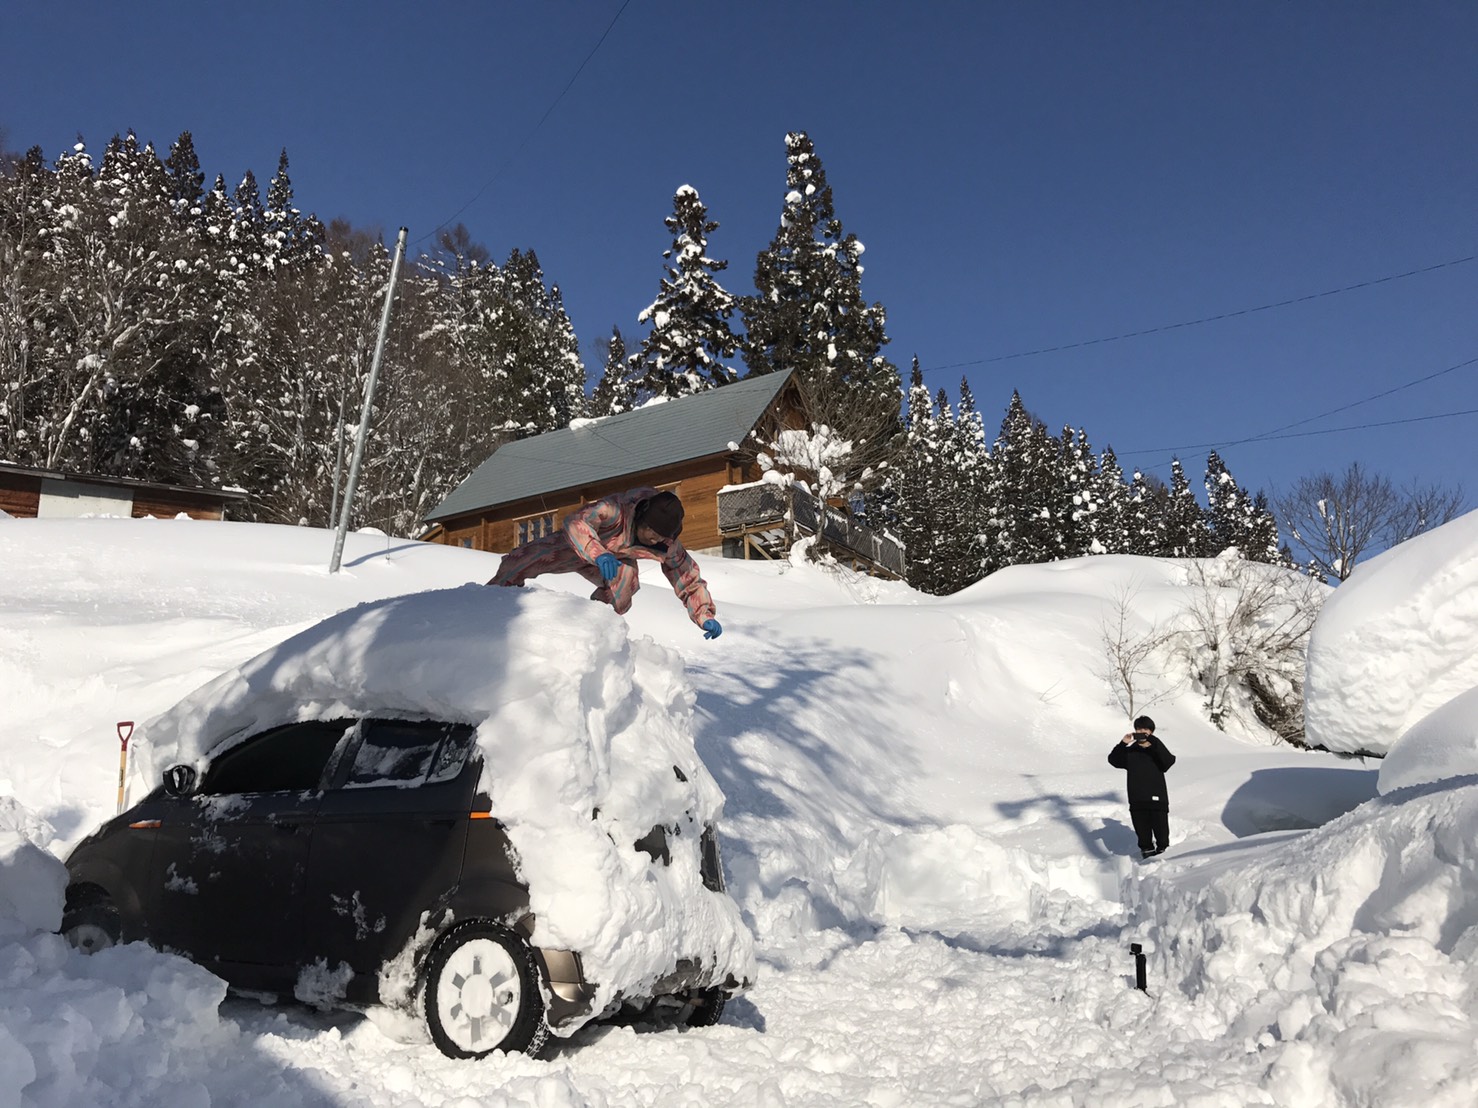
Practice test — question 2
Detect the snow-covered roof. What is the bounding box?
[0,460,249,501]
[424,370,795,522]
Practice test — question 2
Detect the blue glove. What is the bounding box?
[702,619,722,640]
[595,553,620,582]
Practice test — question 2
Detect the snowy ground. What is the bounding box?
[2,516,1476,1107]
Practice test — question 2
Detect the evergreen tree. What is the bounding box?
[1126,468,1169,555]
[891,358,944,592]
[164,131,204,210]
[1246,490,1291,565]
[985,392,1068,568]
[504,248,586,433]
[263,149,323,262]
[742,131,900,471]
[1204,450,1283,559]
[930,389,968,590]
[587,326,635,417]
[432,246,585,438]
[1060,425,1100,556]
[1163,457,1211,556]
[233,169,264,235]
[630,185,740,400]
[948,378,993,585]
[1092,445,1133,554]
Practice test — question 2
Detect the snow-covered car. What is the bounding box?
[61,585,756,1058]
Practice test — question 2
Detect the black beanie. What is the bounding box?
[636,491,684,539]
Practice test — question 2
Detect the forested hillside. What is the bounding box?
[2,128,1419,593]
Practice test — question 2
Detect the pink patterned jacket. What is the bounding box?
[564,487,716,627]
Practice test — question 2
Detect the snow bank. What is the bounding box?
[1305,508,1478,755]
[1378,684,1478,794]
[131,584,756,1028]
[1129,781,1478,1105]
[0,798,251,1108]
[0,798,64,943]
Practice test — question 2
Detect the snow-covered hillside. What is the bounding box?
[2,515,1476,1106]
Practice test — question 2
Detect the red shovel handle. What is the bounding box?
[118,720,134,749]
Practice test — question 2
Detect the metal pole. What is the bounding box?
[330,227,407,573]
[328,367,350,528]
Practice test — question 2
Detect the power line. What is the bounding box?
[1124,406,1478,458]
[1119,352,1478,459]
[1228,354,1478,445]
[414,0,633,248]
[930,252,1478,371]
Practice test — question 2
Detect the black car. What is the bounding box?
[63,712,746,1058]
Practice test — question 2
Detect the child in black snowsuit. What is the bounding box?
[1108,715,1176,859]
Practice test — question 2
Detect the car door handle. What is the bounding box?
[274,822,301,833]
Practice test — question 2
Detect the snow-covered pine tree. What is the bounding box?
[1126,468,1169,555]
[890,358,944,592]
[503,248,586,434]
[930,388,971,591]
[163,131,204,211]
[263,149,323,263]
[1060,425,1101,557]
[587,326,635,417]
[629,185,740,401]
[1246,490,1292,566]
[947,378,993,589]
[231,169,265,265]
[1092,445,1132,554]
[1162,457,1211,556]
[423,242,586,442]
[1205,450,1282,559]
[986,392,1068,568]
[741,132,901,477]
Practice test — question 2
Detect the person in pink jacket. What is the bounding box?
[488,487,722,639]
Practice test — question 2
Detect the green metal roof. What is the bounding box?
[425,370,794,523]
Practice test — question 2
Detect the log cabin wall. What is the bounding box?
[0,473,41,517]
[131,490,232,520]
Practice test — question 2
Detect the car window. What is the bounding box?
[426,724,478,785]
[201,719,353,795]
[343,720,468,790]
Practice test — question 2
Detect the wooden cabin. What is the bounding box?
[0,462,249,520]
[421,370,905,578]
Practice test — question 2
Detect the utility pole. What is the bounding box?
[330,226,407,574]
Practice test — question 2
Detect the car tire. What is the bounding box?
[681,987,728,1028]
[61,897,122,954]
[422,922,547,1059]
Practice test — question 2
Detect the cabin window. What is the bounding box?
[459,538,473,548]
[516,513,556,545]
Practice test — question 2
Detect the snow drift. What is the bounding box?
[1304,507,1478,756]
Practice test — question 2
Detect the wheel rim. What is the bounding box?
[66,922,116,953]
[435,937,523,1053]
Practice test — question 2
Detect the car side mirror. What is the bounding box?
[163,764,197,796]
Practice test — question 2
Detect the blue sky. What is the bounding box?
[4,1,1475,502]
